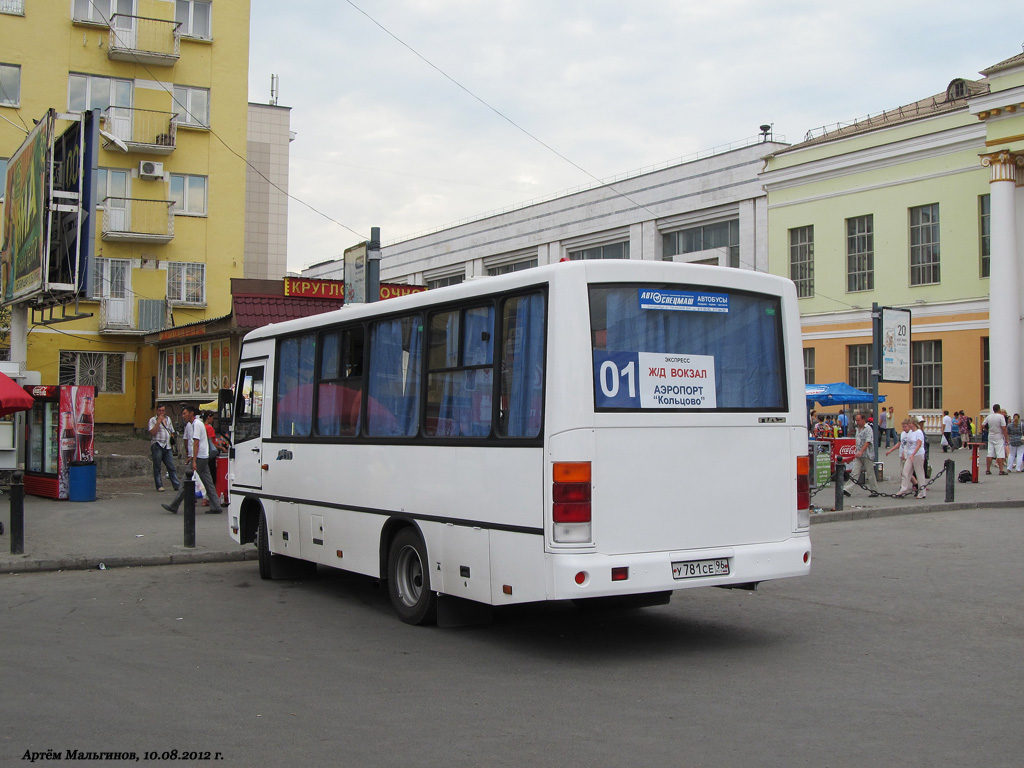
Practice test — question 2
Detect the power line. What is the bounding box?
[87,0,368,242]
[342,0,662,221]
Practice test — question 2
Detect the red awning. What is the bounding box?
[0,372,35,416]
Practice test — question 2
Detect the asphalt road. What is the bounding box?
[2,508,1021,768]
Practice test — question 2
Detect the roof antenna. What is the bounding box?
[270,74,279,106]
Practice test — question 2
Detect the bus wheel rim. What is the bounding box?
[396,545,423,607]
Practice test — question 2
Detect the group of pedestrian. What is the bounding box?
[148,403,224,515]
[939,409,975,451]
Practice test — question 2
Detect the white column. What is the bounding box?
[982,151,1024,414]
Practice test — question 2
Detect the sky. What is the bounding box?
[246,0,1024,273]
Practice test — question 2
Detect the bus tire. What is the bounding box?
[257,511,272,580]
[387,528,437,625]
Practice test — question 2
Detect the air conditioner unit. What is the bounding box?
[139,161,164,180]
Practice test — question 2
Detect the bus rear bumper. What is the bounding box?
[547,534,811,600]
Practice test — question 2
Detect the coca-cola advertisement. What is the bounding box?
[24,384,96,499]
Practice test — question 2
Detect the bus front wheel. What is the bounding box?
[257,511,272,580]
[387,528,437,625]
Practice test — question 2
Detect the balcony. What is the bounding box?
[107,15,181,67]
[101,198,175,244]
[103,107,177,154]
[99,298,169,335]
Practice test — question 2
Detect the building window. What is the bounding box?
[980,194,990,279]
[159,340,231,398]
[909,203,940,286]
[59,351,125,394]
[175,0,212,39]
[0,63,21,107]
[169,174,207,215]
[91,258,130,299]
[96,168,129,207]
[68,74,132,113]
[1,0,26,16]
[846,215,874,292]
[664,220,740,268]
[848,344,871,391]
[982,336,989,408]
[167,262,205,305]
[73,0,133,25]
[172,85,209,128]
[0,157,8,201]
[803,347,815,386]
[789,225,814,297]
[426,274,464,290]
[911,340,942,409]
[568,241,629,260]
[487,259,537,276]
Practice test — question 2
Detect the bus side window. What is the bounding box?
[499,293,544,438]
[318,327,364,437]
[275,333,316,437]
[425,306,494,438]
[367,315,422,437]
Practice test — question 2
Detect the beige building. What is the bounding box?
[245,101,292,281]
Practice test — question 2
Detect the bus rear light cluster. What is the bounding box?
[553,461,591,543]
[796,455,811,528]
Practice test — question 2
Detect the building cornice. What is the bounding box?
[761,122,986,192]
[969,84,1024,119]
[799,298,989,337]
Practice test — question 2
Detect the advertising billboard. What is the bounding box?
[880,307,911,383]
[2,111,53,304]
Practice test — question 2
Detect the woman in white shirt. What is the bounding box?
[899,418,927,498]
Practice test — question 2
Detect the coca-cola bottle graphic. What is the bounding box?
[75,388,95,462]
[59,411,77,472]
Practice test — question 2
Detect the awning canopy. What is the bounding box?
[805,382,886,407]
[0,373,35,416]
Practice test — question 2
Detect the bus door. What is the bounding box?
[232,363,266,490]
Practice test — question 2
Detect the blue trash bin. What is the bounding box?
[68,461,97,502]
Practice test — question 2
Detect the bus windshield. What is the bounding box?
[589,283,787,411]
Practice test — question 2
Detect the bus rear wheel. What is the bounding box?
[387,528,437,625]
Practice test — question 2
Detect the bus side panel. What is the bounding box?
[488,530,549,604]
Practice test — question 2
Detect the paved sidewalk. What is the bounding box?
[0,443,1020,573]
[0,473,255,573]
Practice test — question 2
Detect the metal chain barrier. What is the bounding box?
[844,461,948,498]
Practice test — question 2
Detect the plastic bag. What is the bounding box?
[193,471,206,499]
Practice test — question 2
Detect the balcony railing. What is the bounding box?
[103,107,177,154]
[99,298,168,334]
[108,15,181,66]
[101,198,175,244]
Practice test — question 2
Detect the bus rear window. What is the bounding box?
[589,284,786,411]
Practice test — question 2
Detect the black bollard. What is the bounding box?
[10,470,24,555]
[945,459,955,503]
[833,458,844,511]
[184,478,196,548]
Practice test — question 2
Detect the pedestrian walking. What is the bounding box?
[843,411,880,497]
[161,403,223,514]
[1007,413,1024,472]
[984,404,1010,475]
[147,405,180,492]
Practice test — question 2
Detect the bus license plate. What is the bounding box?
[672,558,730,580]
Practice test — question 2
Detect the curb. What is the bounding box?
[0,547,258,574]
[810,498,1024,524]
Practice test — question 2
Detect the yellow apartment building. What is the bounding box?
[0,0,250,426]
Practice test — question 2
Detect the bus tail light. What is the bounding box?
[553,462,591,543]
[796,455,810,527]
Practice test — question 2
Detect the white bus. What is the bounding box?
[228,260,811,624]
